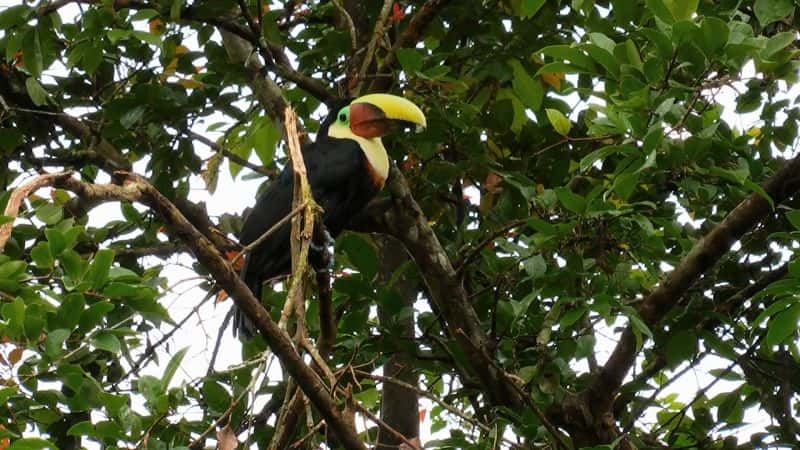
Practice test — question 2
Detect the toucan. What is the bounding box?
[235,94,427,338]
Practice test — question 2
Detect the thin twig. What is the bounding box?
[350,397,420,449]
[288,420,325,448]
[332,0,358,52]
[189,353,269,449]
[116,289,217,388]
[355,0,394,94]
[230,203,306,268]
[189,130,277,177]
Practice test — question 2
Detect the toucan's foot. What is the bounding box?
[309,229,334,252]
[310,229,335,272]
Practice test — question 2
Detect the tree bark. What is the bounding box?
[375,235,420,448]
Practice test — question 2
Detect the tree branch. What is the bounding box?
[43,172,366,450]
[0,172,75,251]
[354,0,394,94]
[372,0,452,90]
[378,166,522,408]
[594,153,800,405]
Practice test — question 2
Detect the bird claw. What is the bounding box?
[310,229,335,272]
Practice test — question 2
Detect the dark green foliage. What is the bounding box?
[1,0,800,449]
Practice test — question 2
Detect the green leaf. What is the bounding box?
[665,330,697,366]
[36,203,63,226]
[107,29,130,44]
[545,108,571,135]
[645,0,675,24]
[786,210,800,230]
[621,305,653,341]
[137,375,163,403]
[103,282,141,298]
[762,31,796,60]
[699,17,729,55]
[228,139,251,179]
[131,9,160,21]
[396,48,423,73]
[25,77,49,107]
[55,293,85,330]
[555,187,586,214]
[519,0,546,18]
[579,144,634,172]
[252,118,280,167]
[86,249,115,290]
[59,249,88,285]
[120,106,145,129]
[752,297,794,328]
[92,331,121,354]
[339,233,378,280]
[0,260,26,280]
[0,5,30,29]
[261,10,284,45]
[0,128,24,152]
[612,172,639,201]
[170,0,183,21]
[559,307,586,328]
[496,89,527,133]
[44,329,71,358]
[765,303,800,346]
[130,30,161,46]
[583,44,619,78]
[522,254,547,279]
[753,0,794,26]
[30,242,53,269]
[22,29,43,77]
[66,421,94,437]
[8,438,57,450]
[45,228,66,256]
[202,380,231,413]
[161,346,189,389]
[667,0,698,21]
[508,59,543,110]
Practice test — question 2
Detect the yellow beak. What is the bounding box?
[349,94,427,138]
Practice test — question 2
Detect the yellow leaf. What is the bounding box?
[177,78,204,90]
[541,71,563,89]
[148,18,164,35]
[174,44,189,56]
[163,58,178,76]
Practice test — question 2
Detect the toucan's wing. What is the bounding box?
[238,139,365,286]
[235,139,369,338]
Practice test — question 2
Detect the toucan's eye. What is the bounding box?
[337,107,349,124]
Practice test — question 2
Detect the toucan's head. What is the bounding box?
[323,94,426,187]
[323,93,427,140]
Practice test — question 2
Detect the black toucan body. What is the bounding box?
[235,94,426,338]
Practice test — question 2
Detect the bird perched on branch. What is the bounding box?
[235,94,427,338]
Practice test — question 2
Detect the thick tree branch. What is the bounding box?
[376,235,420,448]
[615,261,790,413]
[378,166,522,408]
[594,153,800,404]
[41,172,366,450]
[0,172,74,251]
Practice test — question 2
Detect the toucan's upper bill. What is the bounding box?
[349,93,426,138]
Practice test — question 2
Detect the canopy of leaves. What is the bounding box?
[1,0,799,449]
